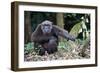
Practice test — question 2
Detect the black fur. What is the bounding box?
[31,20,76,55]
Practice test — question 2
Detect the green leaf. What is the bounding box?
[69,22,82,37]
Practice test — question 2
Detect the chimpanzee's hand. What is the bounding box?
[69,36,76,41]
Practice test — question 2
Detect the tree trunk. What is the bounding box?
[56,13,64,41]
[24,11,32,44]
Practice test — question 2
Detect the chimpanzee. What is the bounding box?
[31,20,76,55]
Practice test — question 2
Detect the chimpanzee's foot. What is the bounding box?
[46,48,58,54]
[39,47,58,55]
[39,48,45,56]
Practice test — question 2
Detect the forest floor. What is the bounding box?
[24,40,90,61]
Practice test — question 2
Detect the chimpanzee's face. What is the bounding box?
[41,20,53,34]
[41,24,52,34]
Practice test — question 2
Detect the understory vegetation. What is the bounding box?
[24,38,90,61]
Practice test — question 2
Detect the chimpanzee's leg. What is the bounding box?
[46,38,58,54]
[39,37,58,55]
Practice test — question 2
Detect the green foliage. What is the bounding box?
[81,37,90,49]
[75,39,83,45]
[24,42,41,54]
[69,21,82,37]
[58,40,74,51]
[24,42,34,50]
[70,19,90,40]
[58,41,67,49]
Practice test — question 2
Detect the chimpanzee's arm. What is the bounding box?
[53,25,76,41]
